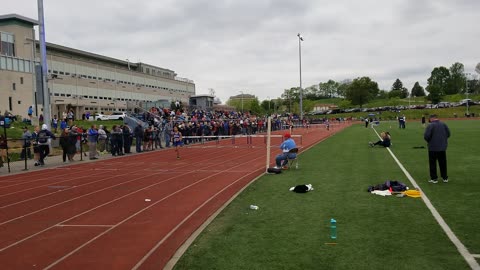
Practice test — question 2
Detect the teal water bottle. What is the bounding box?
[330,218,337,239]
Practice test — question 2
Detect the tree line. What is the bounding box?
[226,62,479,114]
[282,62,479,108]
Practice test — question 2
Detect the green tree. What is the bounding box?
[391,78,403,91]
[281,87,300,112]
[377,90,389,99]
[446,62,465,95]
[304,85,319,100]
[411,82,426,97]
[345,77,379,107]
[426,66,450,103]
[249,98,262,114]
[226,99,243,111]
[400,87,409,98]
[337,80,351,98]
[389,78,408,99]
[319,80,339,98]
[427,84,443,104]
[260,99,275,113]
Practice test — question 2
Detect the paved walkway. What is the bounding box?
[0,145,166,176]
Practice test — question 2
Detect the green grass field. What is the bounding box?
[174,120,480,270]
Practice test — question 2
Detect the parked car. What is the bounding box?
[106,112,127,120]
[437,102,451,108]
[88,113,108,121]
[460,99,473,106]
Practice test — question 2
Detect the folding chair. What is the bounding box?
[286,147,299,169]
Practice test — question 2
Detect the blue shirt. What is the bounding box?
[280,138,296,153]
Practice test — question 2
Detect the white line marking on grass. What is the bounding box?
[472,254,480,258]
[372,128,480,270]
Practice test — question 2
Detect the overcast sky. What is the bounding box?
[4,0,480,103]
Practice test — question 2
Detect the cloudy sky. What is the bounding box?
[4,0,480,103]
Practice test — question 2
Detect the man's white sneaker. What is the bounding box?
[428,179,438,184]
[442,179,449,183]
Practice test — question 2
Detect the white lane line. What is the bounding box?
[0,146,247,226]
[372,128,480,270]
[56,225,113,228]
[163,127,345,270]
[43,153,267,270]
[0,171,191,253]
[131,169,262,270]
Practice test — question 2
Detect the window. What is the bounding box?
[0,32,15,57]
[12,83,16,90]
[18,60,25,72]
[20,77,24,84]
[9,97,12,111]
[18,100,21,105]
[6,57,13,70]
[0,56,6,69]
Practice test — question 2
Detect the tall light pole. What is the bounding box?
[297,33,304,120]
[465,72,471,116]
[38,0,51,129]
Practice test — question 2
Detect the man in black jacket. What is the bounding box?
[37,124,56,166]
[134,124,144,153]
[424,115,450,183]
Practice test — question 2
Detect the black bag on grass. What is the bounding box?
[267,167,282,174]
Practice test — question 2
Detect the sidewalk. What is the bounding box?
[0,145,167,176]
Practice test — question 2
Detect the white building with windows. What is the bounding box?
[0,14,195,119]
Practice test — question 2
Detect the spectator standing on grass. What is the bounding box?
[110,125,123,156]
[60,118,67,130]
[31,125,40,166]
[88,124,99,160]
[134,123,144,153]
[365,118,369,128]
[164,120,173,148]
[20,126,32,160]
[27,106,33,119]
[424,114,450,184]
[52,115,59,133]
[0,133,7,168]
[421,115,426,127]
[59,128,70,163]
[97,125,107,153]
[122,125,132,154]
[67,127,78,161]
[274,132,297,169]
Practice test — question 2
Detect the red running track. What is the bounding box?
[0,124,350,270]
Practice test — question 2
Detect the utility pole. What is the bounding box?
[297,33,304,120]
[38,0,51,129]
